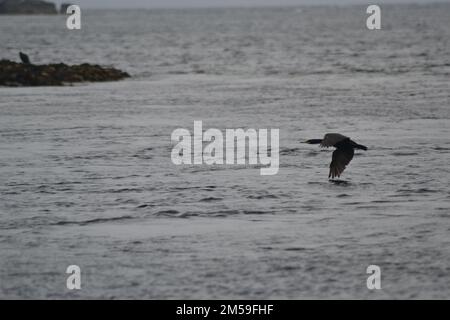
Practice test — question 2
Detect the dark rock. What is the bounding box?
[0,59,130,87]
[0,0,57,14]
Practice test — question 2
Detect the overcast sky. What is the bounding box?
[53,0,450,9]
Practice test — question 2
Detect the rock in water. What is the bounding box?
[0,60,130,86]
[0,0,57,14]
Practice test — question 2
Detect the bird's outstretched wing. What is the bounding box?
[320,133,348,148]
[329,147,354,179]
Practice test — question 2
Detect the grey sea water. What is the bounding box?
[0,4,449,299]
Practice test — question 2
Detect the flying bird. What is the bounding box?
[304,133,368,179]
[19,52,31,65]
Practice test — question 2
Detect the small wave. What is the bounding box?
[154,209,180,217]
[433,210,450,218]
[171,185,217,191]
[209,210,240,217]
[109,188,144,193]
[54,201,76,208]
[131,147,154,160]
[307,181,328,185]
[299,205,320,211]
[355,205,380,209]
[371,199,396,203]
[279,147,302,155]
[433,147,450,151]
[200,197,223,202]
[391,152,419,156]
[130,154,153,160]
[397,188,439,194]
[304,151,320,157]
[242,210,272,215]
[336,193,350,198]
[158,209,243,218]
[135,203,155,209]
[167,70,189,75]
[54,215,135,226]
[284,247,308,251]
[247,194,278,200]
[201,186,218,191]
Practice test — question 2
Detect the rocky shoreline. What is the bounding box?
[0,60,130,87]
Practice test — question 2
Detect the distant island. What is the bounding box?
[0,0,58,14]
[0,53,130,87]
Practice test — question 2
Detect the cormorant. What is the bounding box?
[19,52,31,65]
[304,133,368,179]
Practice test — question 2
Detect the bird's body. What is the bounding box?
[19,52,31,65]
[305,133,367,179]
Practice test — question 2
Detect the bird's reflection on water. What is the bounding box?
[329,179,351,186]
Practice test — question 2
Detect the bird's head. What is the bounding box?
[303,139,322,145]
